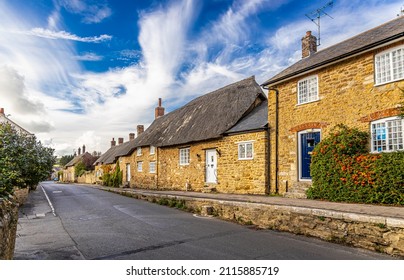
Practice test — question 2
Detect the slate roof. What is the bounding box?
[225,100,268,134]
[262,16,404,87]
[134,76,266,148]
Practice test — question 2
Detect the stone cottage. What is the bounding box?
[261,16,404,197]
[63,145,97,182]
[125,76,269,194]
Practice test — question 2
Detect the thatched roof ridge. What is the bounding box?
[65,152,97,168]
[134,76,266,148]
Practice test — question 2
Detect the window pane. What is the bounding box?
[372,119,404,152]
[392,48,404,80]
[238,144,246,159]
[298,76,318,104]
[246,143,253,158]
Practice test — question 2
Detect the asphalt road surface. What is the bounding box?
[14,181,395,260]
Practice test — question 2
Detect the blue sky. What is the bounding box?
[0,0,402,156]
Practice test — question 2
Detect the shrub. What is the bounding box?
[307,124,404,205]
[101,163,122,188]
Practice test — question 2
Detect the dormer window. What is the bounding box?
[297,75,318,105]
[375,45,404,85]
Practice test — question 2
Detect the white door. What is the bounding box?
[205,149,217,183]
[126,163,131,182]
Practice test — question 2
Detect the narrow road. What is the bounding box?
[14,181,395,260]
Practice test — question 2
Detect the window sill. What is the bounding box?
[295,98,321,107]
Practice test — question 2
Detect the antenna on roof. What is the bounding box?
[305,0,334,46]
[398,6,404,17]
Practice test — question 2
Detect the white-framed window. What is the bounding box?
[375,45,404,85]
[150,145,155,155]
[149,161,156,173]
[137,161,143,172]
[371,117,404,152]
[238,141,254,160]
[137,147,142,156]
[297,75,319,105]
[179,147,190,165]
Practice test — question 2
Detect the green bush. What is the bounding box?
[101,163,122,188]
[307,124,404,205]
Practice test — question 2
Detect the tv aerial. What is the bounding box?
[305,0,334,46]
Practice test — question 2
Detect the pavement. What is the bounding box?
[84,184,404,228]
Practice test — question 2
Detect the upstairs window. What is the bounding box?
[238,142,254,160]
[179,147,190,165]
[297,75,318,105]
[375,46,404,85]
[137,147,142,156]
[150,145,156,155]
[371,117,404,152]
[137,161,143,172]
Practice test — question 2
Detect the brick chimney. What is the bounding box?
[155,98,165,119]
[111,138,116,147]
[82,145,86,154]
[118,137,124,145]
[137,125,144,136]
[129,133,135,141]
[0,108,4,115]
[78,147,81,155]
[302,31,317,58]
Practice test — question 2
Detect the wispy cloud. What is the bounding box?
[58,0,112,24]
[27,28,112,43]
[74,52,103,61]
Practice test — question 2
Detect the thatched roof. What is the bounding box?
[135,76,266,147]
[65,152,97,168]
[95,76,267,164]
[262,16,404,87]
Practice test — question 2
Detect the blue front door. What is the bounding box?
[300,132,321,180]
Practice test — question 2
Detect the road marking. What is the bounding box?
[41,185,56,217]
[52,191,62,193]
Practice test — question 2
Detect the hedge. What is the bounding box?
[307,124,404,205]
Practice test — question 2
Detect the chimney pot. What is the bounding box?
[82,145,86,154]
[111,138,116,147]
[302,30,317,58]
[78,147,81,155]
[137,125,144,136]
[0,108,4,115]
[118,137,124,145]
[129,133,135,141]
[155,98,165,119]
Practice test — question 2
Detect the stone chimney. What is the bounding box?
[82,145,86,154]
[111,138,116,147]
[78,147,81,155]
[155,98,165,119]
[137,125,144,136]
[118,137,124,145]
[129,133,135,141]
[302,31,317,58]
[0,108,4,115]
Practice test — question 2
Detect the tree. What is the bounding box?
[59,154,74,167]
[74,161,86,177]
[0,123,56,198]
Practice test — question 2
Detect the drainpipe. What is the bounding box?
[264,86,279,194]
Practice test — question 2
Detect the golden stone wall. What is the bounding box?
[267,41,404,194]
[155,131,268,194]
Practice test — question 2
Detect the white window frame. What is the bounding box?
[297,75,319,105]
[375,45,404,86]
[137,147,142,156]
[238,141,254,160]
[179,147,190,165]
[149,161,156,173]
[371,117,404,153]
[150,145,155,155]
[137,161,143,172]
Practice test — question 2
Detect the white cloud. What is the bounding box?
[74,52,103,61]
[27,28,112,43]
[58,0,112,24]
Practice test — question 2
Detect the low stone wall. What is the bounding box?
[107,189,404,258]
[77,171,96,184]
[0,198,19,260]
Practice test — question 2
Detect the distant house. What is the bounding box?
[63,145,97,182]
[0,107,32,135]
[114,76,269,194]
[261,16,404,197]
